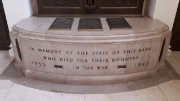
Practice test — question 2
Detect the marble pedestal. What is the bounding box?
[10,17,171,85]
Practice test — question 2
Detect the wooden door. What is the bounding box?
[37,0,145,16]
[0,0,10,50]
[171,3,180,51]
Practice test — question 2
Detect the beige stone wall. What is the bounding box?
[148,0,179,30]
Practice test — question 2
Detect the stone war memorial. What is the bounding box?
[10,0,171,86]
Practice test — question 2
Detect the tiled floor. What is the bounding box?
[0,51,14,75]
[167,51,180,75]
[0,51,180,101]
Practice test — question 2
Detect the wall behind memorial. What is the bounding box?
[2,0,31,30]
[149,0,179,30]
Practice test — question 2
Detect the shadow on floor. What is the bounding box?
[0,60,179,94]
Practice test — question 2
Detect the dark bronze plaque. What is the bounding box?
[106,18,131,30]
[49,18,74,30]
[78,18,103,31]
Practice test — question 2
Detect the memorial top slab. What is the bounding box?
[11,17,169,43]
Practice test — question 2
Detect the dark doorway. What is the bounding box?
[171,2,180,51]
[0,0,10,50]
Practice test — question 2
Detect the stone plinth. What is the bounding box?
[10,17,171,85]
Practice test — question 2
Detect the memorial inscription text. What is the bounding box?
[21,38,162,76]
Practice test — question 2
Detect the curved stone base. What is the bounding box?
[10,17,171,85]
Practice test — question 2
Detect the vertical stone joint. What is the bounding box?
[159,38,166,62]
[15,39,22,62]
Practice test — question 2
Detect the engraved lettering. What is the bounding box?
[77,51,88,55]
[43,56,56,61]
[83,66,93,70]
[25,41,157,73]
[74,66,80,69]
[66,51,73,55]
[92,59,108,63]
[123,49,136,54]
[139,48,152,52]
[112,51,121,55]
[92,51,108,55]
[77,59,88,62]
[97,66,108,70]
[112,56,138,62]
[38,48,61,54]
[135,61,149,68]
[29,47,35,51]
[59,58,73,62]
[32,61,46,68]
